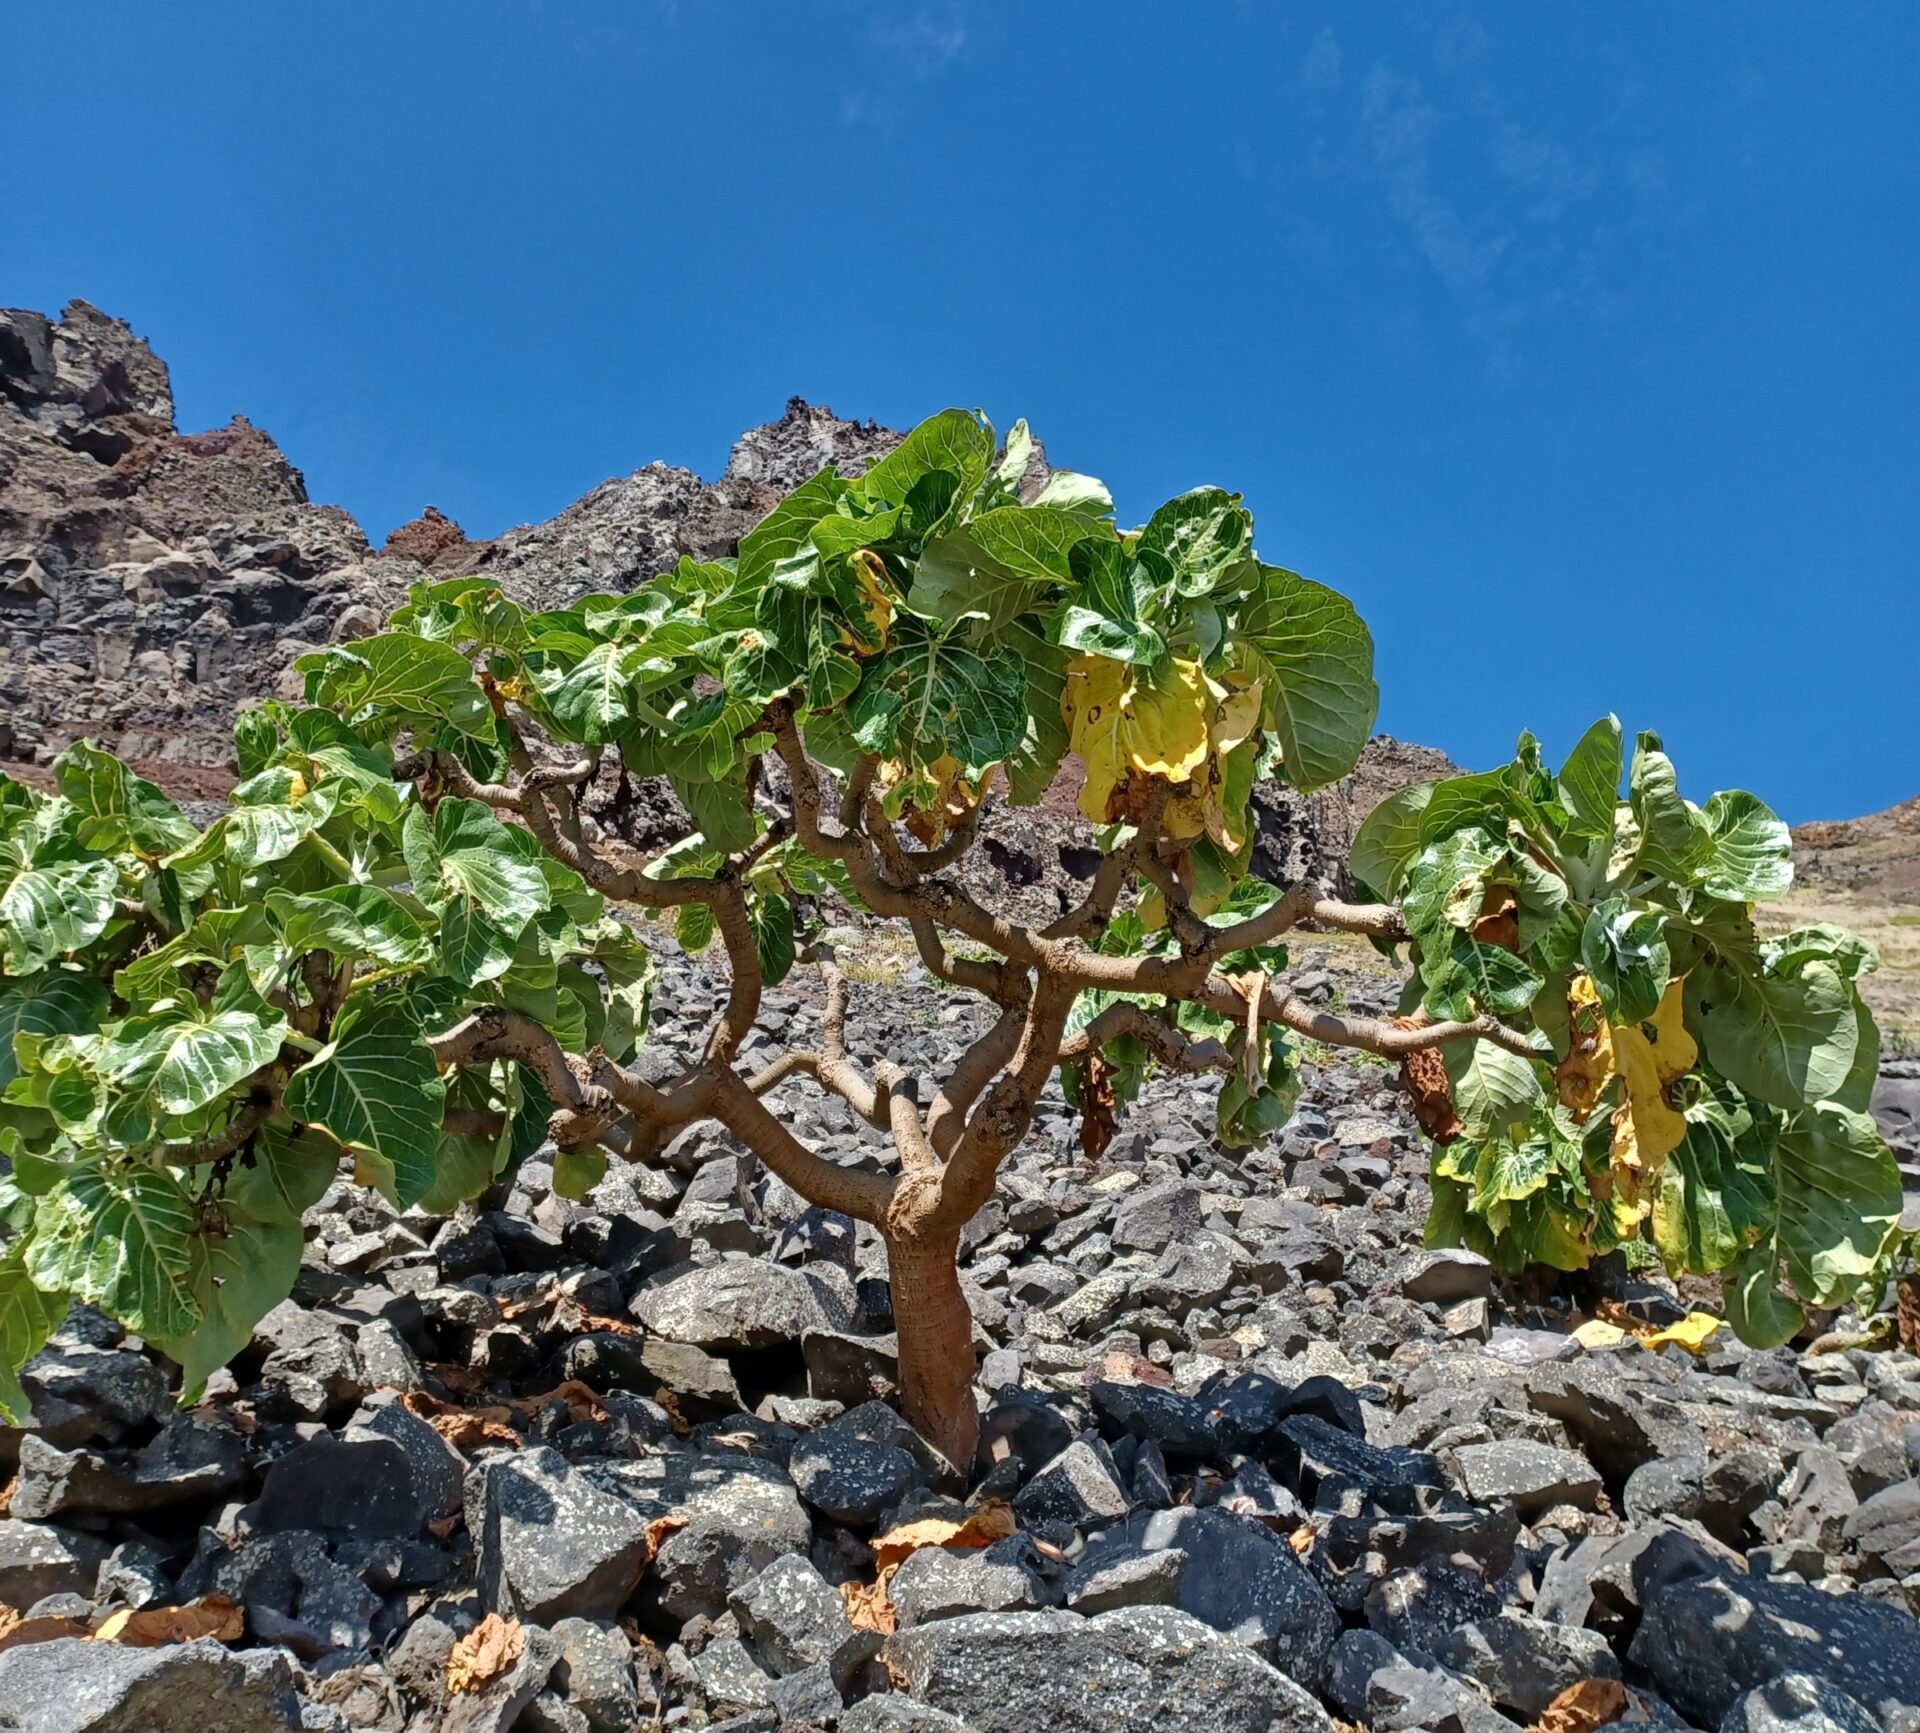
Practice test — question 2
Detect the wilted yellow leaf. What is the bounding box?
[1639,1311,1723,1354]
[1064,655,1211,825]
[1555,975,1614,1122]
[1608,980,1696,1218]
[845,549,894,653]
[1639,979,1698,1084]
[1572,1318,1630,1350]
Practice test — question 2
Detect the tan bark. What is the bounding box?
[883,1223,978,1471]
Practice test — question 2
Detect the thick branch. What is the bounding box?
[708,1070,893,1223]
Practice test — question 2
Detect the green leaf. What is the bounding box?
[847,618,1028,777]
[1470,1126,1555,1212]
[737,469,849,592]
[1403,827,1503,935]
[223,1122,341,1226]
[675,901,716,954]
[2,858,119,972]
[1628,732,1709,881]
[1685,952,1859,1110]
[1030,469,1113,518]
[1579,897,1671,1025]
[298,632,493,739]
[1237,563,1378,792]
[1441,1041,1544,1142]
[54,741,199,858]
[1772,1102,1902,1305]
[27,1165,202,1340]
[1723,1241,1805,1349]
[1138,487,1252,597]
[1700,790,1793,902]
[750,893,796,987]
[1652,1098,1773,1274]
[535,640,646,744]
[97,990,288,1116]
[1003,622,1070,807]
[1417,924,1543,1023]
[856,409,994,518]
[284,995,446,1210]
[155,1210,303,1400]
[403,799,551,928]
[267,885,431,967]
[1349,783,1434,900]
[1557,715,1623,842]
[0,1245,65,1424]
[671,773,759,855]
[553,1147,608,1200]
[1048,538,1164,666]
[908,510,1090,631]
[0,971,108,1094]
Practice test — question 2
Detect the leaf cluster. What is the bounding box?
[1355,720,1899,1341]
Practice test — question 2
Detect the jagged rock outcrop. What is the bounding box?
[0,303,1447,899]
[0,312,905,771]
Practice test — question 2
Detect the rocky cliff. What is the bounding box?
[0,300,1444,894]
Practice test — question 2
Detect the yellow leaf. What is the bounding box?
[1063,655,1211,825]
[1555,975,1614,1122]
[1607,979,1696,1220]
[1640,1311,1722,1354]
[1572,1318,1630,1350]
[1639,977,1698,1085]
[843,549,894,654]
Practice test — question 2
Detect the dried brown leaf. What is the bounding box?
[94,1595,244,1648]
[841,1565,900,1635]
[642,1515,689,1572]
[401,1390,521,1451]
[447,1613,525,1696]
[0,1611,90,1653]
[870,1501,1016,1572]
[1532,1678,1630,1733]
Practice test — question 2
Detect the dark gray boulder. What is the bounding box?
[1631,1567,1920,1730]
[1720,1674,1886,1733]
[471,1447,651,1622]
[0,1638,300,1733]
[883,1605,1333,1733]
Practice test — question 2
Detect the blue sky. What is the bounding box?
[4,4,1914,822]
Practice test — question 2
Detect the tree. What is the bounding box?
[0,410,1899,1468]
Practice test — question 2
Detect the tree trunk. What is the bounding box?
[885,1227,978,1472]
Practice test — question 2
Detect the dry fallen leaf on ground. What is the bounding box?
[870,1500,1016,1571]
[446,1613,525,1695]
[842,1570,899,1635]
[843,1501,1021,1633]
[642,1514,690,1572]
[1532,1677,1630,1733]
[93,1595,244,1647]
[401,1390,522,1451]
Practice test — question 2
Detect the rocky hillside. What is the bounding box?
[0,300,1443,897]
[5,931,1920,1732]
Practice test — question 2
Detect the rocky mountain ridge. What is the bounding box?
[0,299,1446,894]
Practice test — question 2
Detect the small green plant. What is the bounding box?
[0,409,1899,1463]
